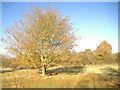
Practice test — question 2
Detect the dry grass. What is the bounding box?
[85,64,118,74]
[1,64,119,88]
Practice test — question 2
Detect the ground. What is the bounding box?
[1,64,119,88]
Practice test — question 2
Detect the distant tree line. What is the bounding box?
[1,41,118,69]
[57,40,118,66]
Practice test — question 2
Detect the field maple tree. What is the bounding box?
[4,7,77,76]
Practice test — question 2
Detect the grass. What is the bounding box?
[1,64,119,88]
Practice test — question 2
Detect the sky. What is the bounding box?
[1,2,118,54]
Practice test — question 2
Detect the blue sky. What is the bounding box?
[1,2,118,54]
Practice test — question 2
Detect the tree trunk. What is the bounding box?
[41,55,47,76]
[42,65,46,76]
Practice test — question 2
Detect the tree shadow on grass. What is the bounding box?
[0,68,25,73]
[46,66,85,75]
[0,70,16,73]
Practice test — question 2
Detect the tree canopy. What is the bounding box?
[93,41,112,59]
[4,7,77,76]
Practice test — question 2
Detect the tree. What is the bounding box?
[4,7,76,76]
[78,49,96,65]
[93,41,112,60]
[1,54,12,68]
[102,53,118,64]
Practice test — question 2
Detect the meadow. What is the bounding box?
[1,3,119,89]
[1,64,119,88]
